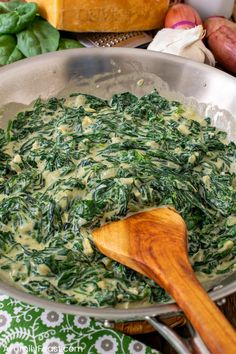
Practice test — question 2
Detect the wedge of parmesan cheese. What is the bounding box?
[26,0,169,32]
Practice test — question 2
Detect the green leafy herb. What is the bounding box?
[0,2,84,66]
[0,1,37,34]
[0,34,24,65]
[17,17,60,57]
[58,38,84,50]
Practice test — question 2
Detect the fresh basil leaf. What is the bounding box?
[58,38,84,50]
[17,17,60,57]
[0,1,37,34]
[0,34,24,65]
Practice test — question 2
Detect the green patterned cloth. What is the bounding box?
[0,294,159,354]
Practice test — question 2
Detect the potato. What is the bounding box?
[204,17,236,74]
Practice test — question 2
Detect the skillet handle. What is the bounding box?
[187,322,210,354]
[145,316,192,354]
[146,316,210,354]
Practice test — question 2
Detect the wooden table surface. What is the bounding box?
[135,292,236,353]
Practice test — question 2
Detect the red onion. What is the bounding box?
[165,4,202,29]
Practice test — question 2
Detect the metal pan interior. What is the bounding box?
[0,48,235,320]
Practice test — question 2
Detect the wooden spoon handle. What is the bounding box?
[134,211,236,354]
[150,263,236,354]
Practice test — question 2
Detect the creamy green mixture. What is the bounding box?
[0,91,235,307]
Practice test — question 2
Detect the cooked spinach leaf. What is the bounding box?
[0,91,235,307]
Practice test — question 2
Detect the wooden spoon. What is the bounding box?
[92,207,236,354]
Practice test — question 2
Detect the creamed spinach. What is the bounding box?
[0,91,235,307]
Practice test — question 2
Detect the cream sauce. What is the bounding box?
[0,93,235,308]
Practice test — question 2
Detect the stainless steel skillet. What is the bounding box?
[0,48,235,353]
